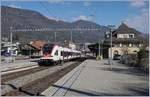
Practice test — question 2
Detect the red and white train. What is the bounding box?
[38,43,81,65]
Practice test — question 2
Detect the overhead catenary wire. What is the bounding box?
[12,28,102,32]
[39,1,53,18]
[38,1,59,43]
[9,2,106,47]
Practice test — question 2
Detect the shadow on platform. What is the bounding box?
[97,66,147,76]
[52,83,149,96]
[52,84,143,96]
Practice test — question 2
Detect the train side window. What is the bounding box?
[61,51,64,56]
[55,50,58,56]
[64,51,67,57]
[61,51,63,56]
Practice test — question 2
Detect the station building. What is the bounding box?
[103,23,146,58]
[88,23,146,59]
[19,40,47,57]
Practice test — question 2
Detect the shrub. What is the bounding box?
[137,49,149,64]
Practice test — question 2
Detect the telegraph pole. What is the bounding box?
[98,42,100,56]
[10,27,13,62]
[110,28,112,70]
[70,31,72,42]
[54,32,57,43]
[108,25,115,70]
[98,29,103,60]
[10,27,13,46]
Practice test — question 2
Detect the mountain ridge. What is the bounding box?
[2,6,109,43]
[2,6,146,43]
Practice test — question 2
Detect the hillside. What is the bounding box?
[1,6,110,43]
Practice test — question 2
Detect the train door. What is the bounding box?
[53,50,59,61]
[60,49,64,61]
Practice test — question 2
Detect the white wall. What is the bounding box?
[108,47,140,58]
[117,34,134,38]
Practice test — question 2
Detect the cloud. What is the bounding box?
[48,0,64,4]
[141,8,149,13]
[47,0,71,5]
[83,1,91,6]
[73,15,93,21]
[9,4,22,8]
[124,8,149,33]
[130,0,145,8]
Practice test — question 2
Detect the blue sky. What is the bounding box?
[1,0,149,33]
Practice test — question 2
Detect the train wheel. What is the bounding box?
[53,62,57,65]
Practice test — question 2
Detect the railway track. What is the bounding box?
[1,66,49,83]
[1,65,51,96]
[2,58,86,96]
[1,65,39,75]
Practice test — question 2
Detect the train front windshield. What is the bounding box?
[43,44,54,54]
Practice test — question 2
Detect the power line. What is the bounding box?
[39,1,53,18]
[12,28,102,32]
[38,1,58,43]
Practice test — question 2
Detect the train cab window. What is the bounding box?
[43,44,54,54]
[55,50,58,56]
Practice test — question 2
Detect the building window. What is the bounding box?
[119,44,122,47]
[114,50,119,55]
[126,44,130,47]
[123,35,128,38]
[114,44,119,47]
[133,44,136,47]
[139,44,142,47]
[136,44,139,47]
[124,51,128,55]
[107,35,109,38]
[129,34,134,38]
[123,44,127,47]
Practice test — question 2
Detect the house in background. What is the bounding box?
[19,43,35,56]
[1,42,20,56]
[19,40,47,57]
[29,40,47,56]
[103,23,146,59]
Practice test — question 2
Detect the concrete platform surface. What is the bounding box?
[42,59,149,96]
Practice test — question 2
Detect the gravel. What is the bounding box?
[1,85,14,95]
[2,66,49,83]
[2,62,75,95]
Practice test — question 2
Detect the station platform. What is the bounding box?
[41,59,149,96]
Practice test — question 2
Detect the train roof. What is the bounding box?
[44,43,81,53]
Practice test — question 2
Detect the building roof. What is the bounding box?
[19,44,36,50]
[112,23,140,35]
[104,23,146,44]
[29,40,47,50]
[19,40,47,51]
